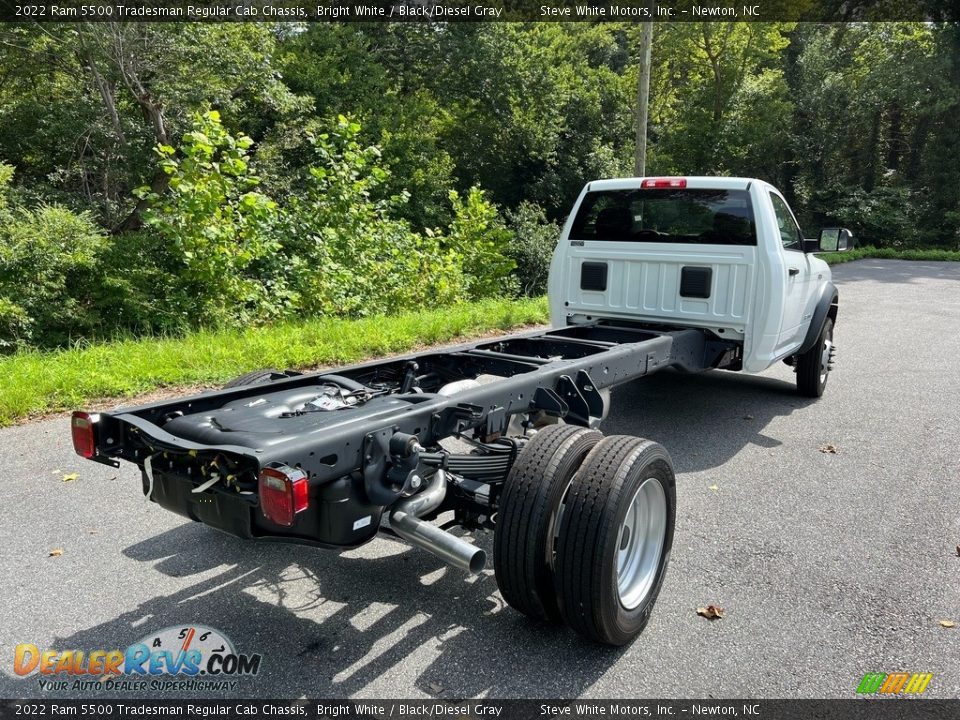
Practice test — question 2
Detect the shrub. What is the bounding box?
[280,116,484,317]
[505,201,560,296]
[94,230,196,337]
[0,200,107,349]
[832,185,919,249]
[131,115,518,327]
[0,297,30,351]
[138,110,283,323]
[444,187,517,299]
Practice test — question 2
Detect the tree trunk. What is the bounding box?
[701,27,724,123]
[886,102,902,172]
[112,34,170,234]
[862,108,881,192]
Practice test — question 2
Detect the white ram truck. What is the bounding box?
[549,176,851,396]
[71,176,852,647]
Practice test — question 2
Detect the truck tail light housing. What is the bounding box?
[641,177,687,189]
[258,465,309,527]
[71,411,98,458]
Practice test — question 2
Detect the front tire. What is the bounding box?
[554,435,676,645]
[796,318,834,398]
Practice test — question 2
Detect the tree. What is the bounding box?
[0,23,299,230]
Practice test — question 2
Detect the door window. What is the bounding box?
[769,193,803,251]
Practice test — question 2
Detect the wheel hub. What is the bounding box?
[616,477,667,610]
[820,338,835,383]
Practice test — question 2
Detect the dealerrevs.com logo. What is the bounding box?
[14,625,262,692]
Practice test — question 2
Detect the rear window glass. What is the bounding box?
[570,188,756,245]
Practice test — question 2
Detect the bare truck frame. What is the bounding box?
[73,175,849,645]
[72,321,734,645]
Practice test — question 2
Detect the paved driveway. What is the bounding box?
[1,260,957,699]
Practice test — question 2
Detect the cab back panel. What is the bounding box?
[561,243,757,332]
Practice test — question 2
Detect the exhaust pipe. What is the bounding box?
[387,469,487,574]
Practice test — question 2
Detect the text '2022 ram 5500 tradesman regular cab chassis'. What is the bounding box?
[71,177,852,645]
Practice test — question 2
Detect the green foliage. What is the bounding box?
[445,187,517,299]
[0,24,302,228]
[94,230,196,337]
[648,23,794,174]
[281,116,465,316]
[0,298,30,351]
[787,24,959,247]
[266,117,518,317]
[135,113,515,328]
[505,202,561,297]
[0,166,108,348]
[829,186,921,248]
[139,111,282,322]
[1,21,959,354]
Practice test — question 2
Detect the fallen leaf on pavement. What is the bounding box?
[955,545,959,557]
[49,548,64,557]
[427,682,444,694]
[62,473,79,482]
[743,415,754,420]
[708,485,719,491]
[819,443,839,454]
[940,620,956,628]
[697,605,725,620]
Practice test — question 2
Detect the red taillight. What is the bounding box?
[71,411,97,459]
[258,465,309,527]
[641,177,687,189]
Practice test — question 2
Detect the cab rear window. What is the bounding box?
[570,189,757,245]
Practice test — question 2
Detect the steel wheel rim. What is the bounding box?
[616,477,667,610]
[820,330,834,384]
[548,476,575,570]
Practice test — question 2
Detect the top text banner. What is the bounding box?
[1,0,957,21]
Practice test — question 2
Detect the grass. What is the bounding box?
[0,296,549,427]
[822,245,960,265]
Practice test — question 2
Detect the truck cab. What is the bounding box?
[548,177,849,376]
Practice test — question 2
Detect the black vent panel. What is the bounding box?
[680,266,712,298]
[580,262,608,291]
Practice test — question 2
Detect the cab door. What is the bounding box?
[769,191,812,351]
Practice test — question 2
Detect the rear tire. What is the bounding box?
[223,368,285,389]
[554,435,676,645]
[796,318,834,398]
[494,424,602,623]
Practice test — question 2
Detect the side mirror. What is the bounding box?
[817,228,854,252]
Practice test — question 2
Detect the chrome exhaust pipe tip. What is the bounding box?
[389,509,487,574]
[387,468,487,574]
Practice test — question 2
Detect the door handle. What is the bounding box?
[788,267,800,276]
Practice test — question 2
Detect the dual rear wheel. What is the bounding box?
[493,425,676,645]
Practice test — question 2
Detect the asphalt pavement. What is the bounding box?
[1,259,958,699]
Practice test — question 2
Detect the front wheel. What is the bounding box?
[554,435,676,645]
[796,318,835,398]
